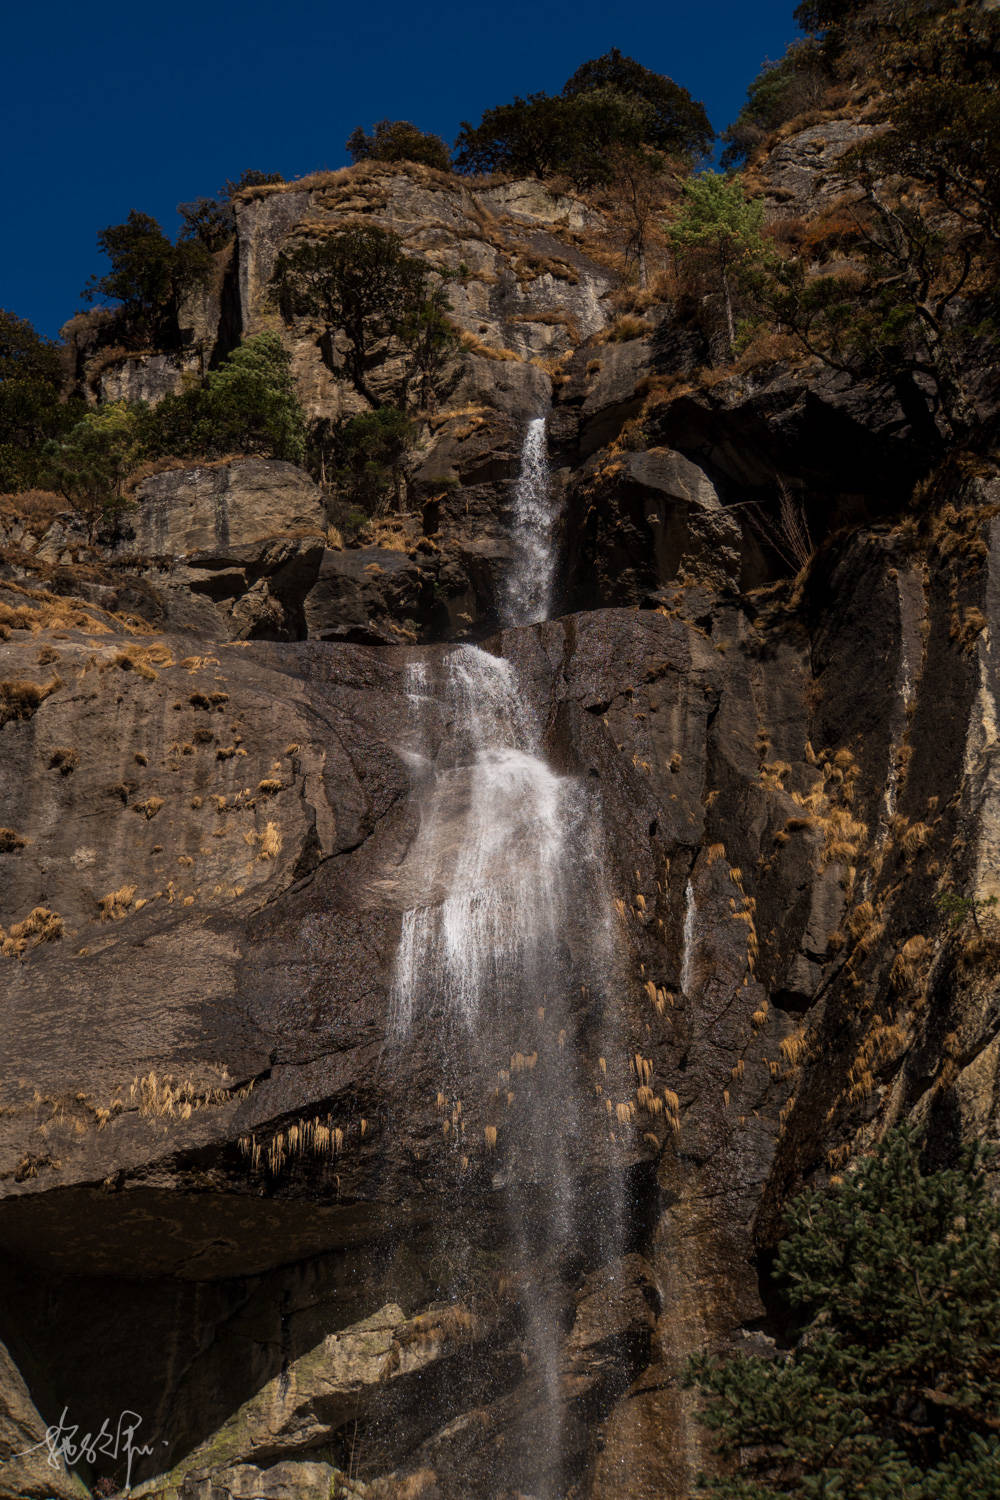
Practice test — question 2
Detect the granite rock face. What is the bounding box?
[4,476,1000,1497]
[4,136,1000,1500]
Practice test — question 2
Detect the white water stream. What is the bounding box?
[391,645,579,1037]
[502,415,559,627]
[390,417,622,1496]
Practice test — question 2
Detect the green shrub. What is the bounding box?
[0,310,85,492]
[687,1127,1000,1497]
[345,119,451,172]
[142,333,305,464]
[44,402,142,540]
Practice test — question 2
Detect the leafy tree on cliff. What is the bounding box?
[83,210,212,347]
[333,406,414,513]
[453,49,712,184]
[346,119,452,172]
[178,169,286,251]
[270,227,451,407]
[141,332,305,464]
[687,1128,1000,1498]
[720,40,832,168]
[453,92,567,178]
[194,332,304,462]
[666,172,766,355]
[723,4,999,441]
[0,310,84,492]
[43,402,141,540]
[561,48,713,160]
[396,283,458,408]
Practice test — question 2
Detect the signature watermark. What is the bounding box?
[7,1406,156,1493]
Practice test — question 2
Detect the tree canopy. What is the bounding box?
[0,310,83,493]
[667,172,767,354]
[141,332,305,465]
[346,119,451,172]
[720,40,831,168]
[453,49,712,186]
[562,48,713,158]
[43,401,141,540]
[688,1128,1000,1498]
[270,226,453,407]
[83,210,212,347]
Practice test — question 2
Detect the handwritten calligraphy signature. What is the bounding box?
[8,1406,154,1492]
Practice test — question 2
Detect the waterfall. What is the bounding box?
[503,415,558,626]
[681,879,697,997]
[391,646,581,1037]
[389,417,621,1497]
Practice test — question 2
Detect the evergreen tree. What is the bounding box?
[666,173,766,355]
[687,1128,1000,1498]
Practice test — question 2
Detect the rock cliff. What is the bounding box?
[2,130,1000,1500]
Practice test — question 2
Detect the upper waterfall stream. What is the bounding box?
[502,414,559,627]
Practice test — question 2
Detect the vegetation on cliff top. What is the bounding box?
[2,1,999,537]
[454,47,712,185]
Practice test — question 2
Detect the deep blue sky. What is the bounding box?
[5,0,801,340]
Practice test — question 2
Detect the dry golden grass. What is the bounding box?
[130,1070,252,1120]
[1,906,63,958]
[0,675,61,726]
[890,934,929,993]
[133,797,164,820]
[901,821,932,857]
[596,314,652,344]
[0,581,152,638]
[243,821,282,862]
[98,884,136,922]
[239,1111,346,1173]
[845,1019,907,1107]
[458,330,521,362]
[779,1030,808,1068]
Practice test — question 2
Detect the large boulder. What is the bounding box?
[126,460,328,561]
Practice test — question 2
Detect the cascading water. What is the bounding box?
[390,417,624,1497]
[391,646,579,1038]
[502,415,559,627]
